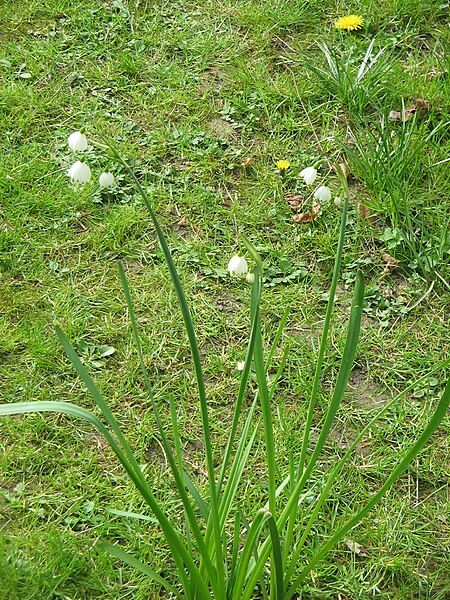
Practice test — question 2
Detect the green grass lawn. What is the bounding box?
[1,0,449,598]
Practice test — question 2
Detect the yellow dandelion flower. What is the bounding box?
[334,14,364,31]
[275,159,290,170]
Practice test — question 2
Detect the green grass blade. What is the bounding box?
[99,542,183,599]
[107,508,158,524]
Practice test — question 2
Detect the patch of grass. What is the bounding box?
[1,0,449,598]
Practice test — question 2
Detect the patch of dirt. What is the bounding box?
[199,67,226,93]
[145,437,167,467]
[328,423,371,458]
[208,117,237,141]
[348,368,390,410]
[215,293,241,313]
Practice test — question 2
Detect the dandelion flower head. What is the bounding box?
[334,14,364,31]
[275,159,290,171]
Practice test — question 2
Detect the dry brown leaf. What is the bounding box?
[382,252,400,273]
[388,110,402,122]
[292,211,317,224]
[345,539,369,555]
[284,192,303,211]
[358,201,371,218]
[292,203,320,224]
[389,99,431,123]
[241,157,254,167]
[177,216,188,226]
[312,202,321,214]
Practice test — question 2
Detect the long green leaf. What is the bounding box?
[283,357,450,587]
[240,269,365,600]
[0,401,210,600]
[100,542,183,599]
[109,147,224,590]
[267,516,284,600]
[231,509,269,600]
[283,184,350,560]
[253,267,277,515]
[118,262,220,597]
[56,327,146,486]
[217,270,262,491]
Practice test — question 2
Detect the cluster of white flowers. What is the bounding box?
[299,165,332,204]
[67,131,115,189]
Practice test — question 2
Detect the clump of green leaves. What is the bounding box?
[305,40,389,115]
[1,156,449,600]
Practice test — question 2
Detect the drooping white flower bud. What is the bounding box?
[334,196,342,207]
[227,255,248,276]
[236,361,245,371]
[68,131,88,152]
[68,161,91,184]
[300,166,317,186]
[313,185,331,203]
[246,272,255,283]
[99,172,115,188]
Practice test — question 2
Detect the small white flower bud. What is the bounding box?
[299,166,317,186]
[313,185,331,203]
[99,172,115,188]
[246,272,255,283]
[227,255,248,276]
[334,196,342,207]
[236,361,245,371]
[68,161,91,184]
[68,131,88,152]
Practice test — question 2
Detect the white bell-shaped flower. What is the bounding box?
[68,131,88,152]
[236,361,245,371]
[99,172,115,188]
[246,272,255,283]
[300,166,317,186]
[313,185,331,203]
[227,255,248,276]
[68,161,91,184]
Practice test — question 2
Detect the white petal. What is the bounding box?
[313,185,331,203]
[68,161,91,184]
[99,172,115,188]
[236,361,245,371]
[227,255,248,276]
[300,166,317,186]
[68,131,88,152]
